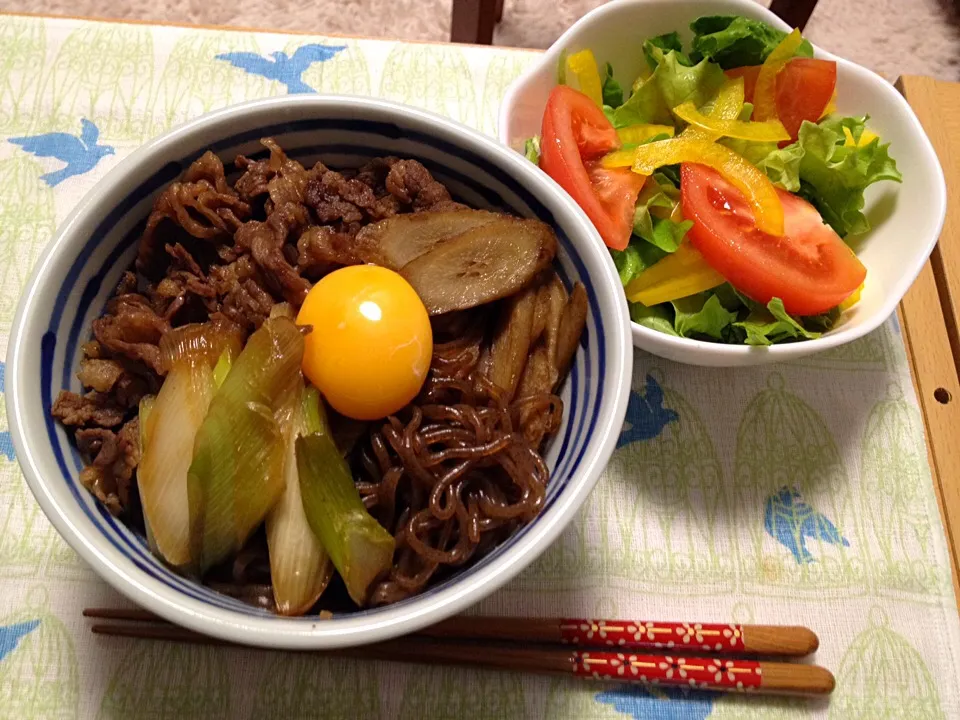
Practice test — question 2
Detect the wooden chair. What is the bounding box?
[450,0,820,45]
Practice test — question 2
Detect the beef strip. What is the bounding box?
[234,202,311,306]
[136,152,251,276]
[76,417,140,515]
[52,391,125,427]
[92,294,171,375]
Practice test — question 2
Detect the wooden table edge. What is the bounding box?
[896,75,960,611]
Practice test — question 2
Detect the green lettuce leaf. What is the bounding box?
[601,62,624,108]
[630,302,679,336]
[523,136,541,164]
[643,32,690,69]
[612,50,726,127]
[611,240,667,287]
[794,117,902,236]
[689,15,813,69]
[630,172,691,253]
[733,298,822,345]
[671,293,738,340]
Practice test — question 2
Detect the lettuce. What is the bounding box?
[630,302,679,336]
[611,241,667,287]
[734,298,822,345]
[601,62,624,108]
[672,293,738,340]
[794,117,902,236]
[689,15,813,69]
[612,50,726,127]
[643,32,690,69]
[723,115,901,235]
[523,136,541,164]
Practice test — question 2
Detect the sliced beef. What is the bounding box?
[137,152,251,276]
[296,226,360,278]
[76,417,140,515]
[52,391,125,428]
[76,359,124,393]
[234,202,311,306]
[92,294,170,375]
[384,159,464,212]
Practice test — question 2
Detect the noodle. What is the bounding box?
[355,339,561,605]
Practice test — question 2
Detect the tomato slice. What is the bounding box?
[540,85,642,250]
[724,59,837,140]
[681,163,865,315]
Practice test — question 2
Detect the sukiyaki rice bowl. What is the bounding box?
[6,95,631,649]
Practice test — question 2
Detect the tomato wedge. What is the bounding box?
[681,164,865,315]
[724,58,837,140]
[540,85,643,250]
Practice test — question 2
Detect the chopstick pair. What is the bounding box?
[84,609,834,696]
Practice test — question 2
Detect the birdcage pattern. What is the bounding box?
[397,666,526,720]
[282,39,371,96]
[595,372,735,594]
[34,25,153,141]
[378,46,478,128]
[829,608,945,720]
[97,642,229,719]
[860,388,949,598]
[480,53,534,137]
[0,156,55,332]
[0,590,78,720]
[146,32,274,139]
[789,319,904,373]
[249,653,378,719]
[506,477,600,589]
[0,17,45,134]
[733,373,865,593]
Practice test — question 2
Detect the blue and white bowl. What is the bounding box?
[6,96,632,649]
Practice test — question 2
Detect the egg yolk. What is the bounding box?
[297,265,433,420]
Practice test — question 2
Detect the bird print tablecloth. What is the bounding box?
[0,13,959,720]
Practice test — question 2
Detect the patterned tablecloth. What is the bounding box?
[0,13,959,719]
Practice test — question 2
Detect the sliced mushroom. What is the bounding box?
[354,209,500,269]
[400,217,557,315]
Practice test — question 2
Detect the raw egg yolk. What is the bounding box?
[297,265,433,420]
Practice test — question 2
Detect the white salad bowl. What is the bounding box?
[499,0,946,367]
[6,96,632,649]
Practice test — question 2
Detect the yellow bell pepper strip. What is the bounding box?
[673,101,790,142]
[843,126,879,147]
[754,29,804,121]
[602,80,743,168]
[839,282,863,311]
[617,124,675,145]
[566,49,604,107]
[820,88,837,119]
[680,77,746,142]
[627,137,785,236]
[626,241,726,306]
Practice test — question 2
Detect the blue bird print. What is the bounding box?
[0,362,13,461]
[596,686,719,720]
[0,620,40,662]
[764,486,849,564]
[216,44,347,94]
[616,374,679,449]
[9,119,114,187]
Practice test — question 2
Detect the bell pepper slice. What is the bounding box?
[680,77,746,142]
[754,29,804,121]
[839,283,863,312]
[566,49,604,107]
[628,138,785,236]
[843,127,879,148]
[820,88,837,119]
[673,101,790,141]
[616,124,675,145]
[626,241,726,306]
